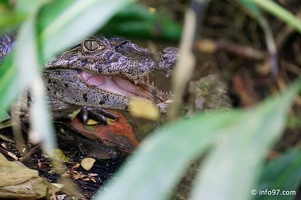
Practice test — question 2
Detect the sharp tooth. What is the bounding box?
[151,81,154,86]
[166,74,170,78]
[134,80,138,85]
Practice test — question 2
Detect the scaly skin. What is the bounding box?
[45,36,177,81]
[0,33,16,60]
[1,35,178,120]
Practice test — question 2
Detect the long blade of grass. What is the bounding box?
[15,3,56,152]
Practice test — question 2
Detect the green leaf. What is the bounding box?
[15,0,48,13]
[15,6,40,89]
[256,150,301,200]
[0,13,26,35]
[0,0,41,35]
[0,109,10,121]
[14,2,57,153]
[100,4,182,41]
[0,55,19,114]
[0,0,10,6]
[94,81,301,200]
[37,0,138,62]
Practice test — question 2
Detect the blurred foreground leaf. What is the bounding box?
[94,81,301,200]
[38,0,137,61]
[94,110,242,200]
[0,1,27,35]
[101,4,182,41]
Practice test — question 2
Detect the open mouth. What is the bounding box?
[80,70,170,103]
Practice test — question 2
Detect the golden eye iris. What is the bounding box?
[83,40,104,51]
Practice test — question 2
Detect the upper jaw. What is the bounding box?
[45,44,179,79]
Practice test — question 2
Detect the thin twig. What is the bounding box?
[195,39,266,60]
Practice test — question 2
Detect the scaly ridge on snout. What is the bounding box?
[45,36,178,112]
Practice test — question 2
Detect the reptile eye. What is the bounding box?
[83,40,105,51]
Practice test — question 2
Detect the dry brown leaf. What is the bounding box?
[81,157,95,171]
[0,153,59,198]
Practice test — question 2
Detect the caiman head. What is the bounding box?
[45,36,178,112]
